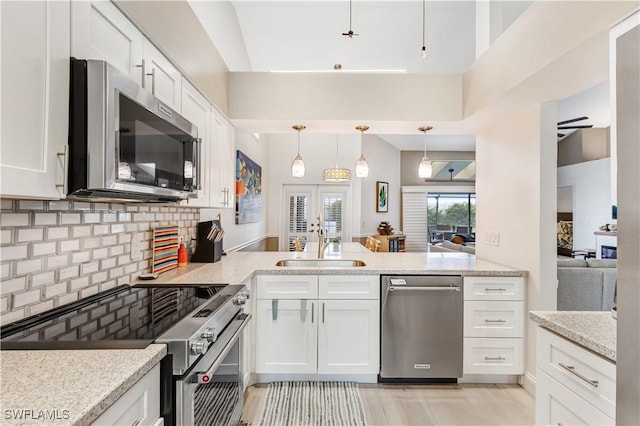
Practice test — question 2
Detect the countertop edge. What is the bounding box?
[74,345,167,426]
[529,311,616,362]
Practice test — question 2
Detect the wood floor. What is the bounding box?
[241,383,535,425]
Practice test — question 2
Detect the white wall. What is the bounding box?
[557,158,613,253]
[475,103,557,393]
[201,131,268,251]
[360,135,401,236]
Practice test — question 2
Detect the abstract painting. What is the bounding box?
[235,150,262,224]
[376,181,389,212]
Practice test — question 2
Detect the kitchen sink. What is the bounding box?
[275,259,366,267]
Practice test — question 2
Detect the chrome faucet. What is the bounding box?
[316,213,331,259]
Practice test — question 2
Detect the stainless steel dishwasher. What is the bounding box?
[380,275,463,382]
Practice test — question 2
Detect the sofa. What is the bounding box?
[557,258,616,311]
[429,240,476,255]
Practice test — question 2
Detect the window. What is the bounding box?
[427,193,476,244]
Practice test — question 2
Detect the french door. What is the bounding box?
[283,185,349,251]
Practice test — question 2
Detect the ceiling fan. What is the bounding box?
[342,0,359,38]
[557,116,592,138]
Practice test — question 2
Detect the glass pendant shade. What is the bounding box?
[291,155,305,177]
[291,124,306,177]
[355,154,369,177]
[418,156,432,178]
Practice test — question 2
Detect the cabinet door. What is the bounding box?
[143,39,181,110]
[70,1,144,85]
[255,300,317,374]
[319,275,379,300]
[1,1,69,199]
[317,300,379,374]
[180,78,211,207]
[210,109,235,208]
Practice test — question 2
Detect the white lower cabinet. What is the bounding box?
[255,275,379,376]
[463,276,525,375]
[92,364,162,426]
[535,327,616,425]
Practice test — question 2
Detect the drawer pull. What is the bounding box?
[559,362,599,388]
[484,319,507,323]
[484,288,507,292]
[557,423,564,426]
[484,356,506,361]
[132,421,141,426]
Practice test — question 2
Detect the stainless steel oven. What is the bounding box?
[174,312,250,425]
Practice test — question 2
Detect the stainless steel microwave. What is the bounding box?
[68,58,201,202]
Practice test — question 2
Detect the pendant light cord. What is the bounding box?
[297,131,301,155]
[422,0,425,48]
[350,0,353,32]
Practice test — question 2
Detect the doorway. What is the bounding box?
[282,185,350,251]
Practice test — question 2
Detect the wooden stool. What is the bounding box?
[292,237,303,252]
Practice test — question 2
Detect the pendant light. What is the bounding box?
[323,135,351,182]
[418,125,433,178]
[291,125,306,177]
[355,125,369,178]
[420,0,427,58]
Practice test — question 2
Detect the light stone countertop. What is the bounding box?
[529,311,617,362]
[0,344,166,426]
[131,247,525,286]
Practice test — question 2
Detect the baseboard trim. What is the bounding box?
[254,373,378,384]
[523,370,536,395]
[459,374,522,384]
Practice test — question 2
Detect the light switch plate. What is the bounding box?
[484,231,500,246]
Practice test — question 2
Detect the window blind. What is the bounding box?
[402,191,428,252]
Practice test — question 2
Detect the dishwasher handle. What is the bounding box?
[389,285,460,292]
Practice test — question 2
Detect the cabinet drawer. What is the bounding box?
[464,301,523,338]
[536,327,616,419]
[92,364,160,426]
[535,369,614,426]
[463,338,523,374]
[318,275,379,300]
[463,276,524,301]
[256,275,318,299]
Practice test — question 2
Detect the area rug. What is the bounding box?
[258,381,366,426]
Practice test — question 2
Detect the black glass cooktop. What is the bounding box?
[0,284,225,350]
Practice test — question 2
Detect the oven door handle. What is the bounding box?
[192,313,251,383]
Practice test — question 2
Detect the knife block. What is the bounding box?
[190,220,223,263]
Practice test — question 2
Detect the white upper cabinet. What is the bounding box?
[1,1,70,199]
[210,109,235,208]
[142,39,181,110]
[70,1,144,85]
[180,78,211,207]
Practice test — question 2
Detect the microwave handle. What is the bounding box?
[194,137,202,190]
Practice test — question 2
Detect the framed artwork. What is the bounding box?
[376,181,389,212]
[235,150,262,224]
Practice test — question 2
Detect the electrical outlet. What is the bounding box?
[484,231,500,247]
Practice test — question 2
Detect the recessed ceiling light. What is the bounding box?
[334,64,342,70]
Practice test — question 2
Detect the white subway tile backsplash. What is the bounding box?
[59,239,80,252]
[92,248,108,260]
[133,212,150,221]
[81,261,99,276]
[44,282,67,298]
[31,271,56,288]
[1,263,10,279]
[48,201,70,211]
[109,246,124,257]
[116,276,130,286]
[93,203,110,211]
[100,280,118,291]
[45,255,69,269]
[82,238,101,249]
[84,212,101,223]
[118,212,132,222]
[1,277,27,296]
[32,242,57,257]
[17,228,43,243]
[110,223,125,234]
[72,251,91,264]
[29,299,54,315]
[12,289,41,308]
[72,201,92,211]
[72,226,91,238]
[69,276,90,291]
[1,297,7,313]
[110,203,125,211]
[57,292,79,306]
[1,200,14,210]
[101,235,117,246]
[47,227,69,240]
[1,245,27,261]
[1,229,12,245]
[118,234,132,244]
[125,223,138,232]
[60,213,81,225]
[18,200,44,211]
[91,271,108,285]
[80,286,99,299]
[124,263,138,274]
[16,259,43,275]
[100,258,116,270]
[1,213,30,227]
[102,212,117,223]
[93,225,109,236]
[108,267,124,280]
[0,308,25,326]
[118,254,131,266]
[58,266,79,280]
[34,213,57,226]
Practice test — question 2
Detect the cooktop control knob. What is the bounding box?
[190,339,207,355]
[233,295,247,305]
[201,327,216,342]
